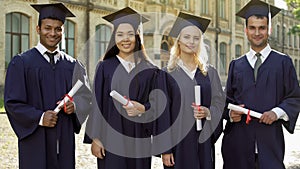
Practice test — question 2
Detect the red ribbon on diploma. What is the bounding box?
[246,109,251,124]
[197,104,201,111]
[192,102,201,111]
[123,96,131,106]
[63,94,73,112]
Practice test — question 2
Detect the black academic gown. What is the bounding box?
[222,50,300,169]
[164,66,224,169]
[4,48,83,169]
[90,56,160,169]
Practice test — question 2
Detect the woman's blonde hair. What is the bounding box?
[167,28,208,76]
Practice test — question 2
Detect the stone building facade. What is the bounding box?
[1,0,299,88]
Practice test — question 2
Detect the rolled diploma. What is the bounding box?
[227,103,262,118]
[110,90,133,107]
[54,80,83,113]
[195,85,202,131]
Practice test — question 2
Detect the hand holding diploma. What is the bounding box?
[110,90,133,107]
[110,90,144,117]
[259,111,278,125]
[229,108,244,123]
[228,103,278,125]
[228,103,263,124]
[54,80,83,114]
[58,101,74,115]
[228,103,262,118]
[42,111,58,127]
[123,100,145,117]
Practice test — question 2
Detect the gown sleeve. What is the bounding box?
[223,60,236,121]
[84,62,105,143]
[207,66,225,144]
[278,57,300,133]
[4,55,44,140]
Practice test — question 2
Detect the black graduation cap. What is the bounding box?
[31,3,75,23]
[102,7,149,31]
[169,12,211,38]
[236,0,281,19]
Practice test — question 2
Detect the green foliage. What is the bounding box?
[291,25,300,34]
[285,0,300,7]
[285,0,300,34]
[0,98,4,112]
[294,7,300,19]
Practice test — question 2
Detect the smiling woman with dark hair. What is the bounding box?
[85,7,167,169]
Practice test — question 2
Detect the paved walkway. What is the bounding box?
[214,119,300,169]
[1,114,299,168]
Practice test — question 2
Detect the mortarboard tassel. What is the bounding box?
[139,14,144,45]
[268,4,272,35]
[61,26,66,51]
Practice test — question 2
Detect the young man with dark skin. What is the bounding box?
[4,3,90,169]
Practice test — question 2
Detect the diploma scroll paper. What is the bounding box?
[110,90,133,107]
[195,85,202,131]
[54,80,83,113]
[227,103,262,118]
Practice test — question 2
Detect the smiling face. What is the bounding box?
[245,15,269,52]
[178,25,201,55]
[115,23,136,58]
[36,18,63,52]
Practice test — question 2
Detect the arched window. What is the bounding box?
[283,26,286,47]
[5,12,30,68]
[236,0,242,24]
[95,24,112,62]
[276,25,280,42]
[160,35,173,68]
[203,39,211,60]
[220,42,227,75]
[201,0,209,15]
[298,35,300,48]
[235,44,241,58]
[219,0,226,19]
[298,60,300,78]
[161,42,169,54]
[62,20,75,57]
[295,59,298,77]
[289,28,292,47]
[299,35,300,48]
[294,34,297,48]
[185,0,190,10]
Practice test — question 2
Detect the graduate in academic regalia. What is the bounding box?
[85,7,163,169]
[4,3,91,169]
[161,12,225,169]
[221,1,300,169]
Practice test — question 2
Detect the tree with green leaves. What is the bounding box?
[286,0,300,34]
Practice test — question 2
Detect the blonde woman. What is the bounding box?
[162,12,224,169]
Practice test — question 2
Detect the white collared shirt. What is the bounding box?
[177,59,197,80]
[246,44,271,68]
[116,55,136,73]
[35,42,61,64]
